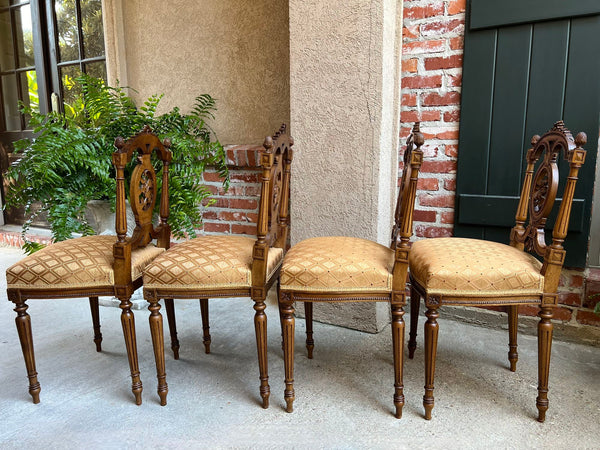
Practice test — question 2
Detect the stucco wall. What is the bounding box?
[289,0,402,246]
[103,0,289,144]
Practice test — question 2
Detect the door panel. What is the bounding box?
[456,0,600,267]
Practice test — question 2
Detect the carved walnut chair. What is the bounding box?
[278,122,424,418]
[6,125,172,405]
[143,124,293,407]
[407,121,587,422]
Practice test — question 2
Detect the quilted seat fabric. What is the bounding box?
[143,235,283,290]
[279,236,395,293]
[6,235,164,289]
[408,237,544,296]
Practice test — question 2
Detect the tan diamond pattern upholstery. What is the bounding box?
[408,237,544,296]
[143,235,284,290]
[6,235,164,290]
[279,236,395,293]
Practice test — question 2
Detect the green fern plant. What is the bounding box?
[5,74,228,253]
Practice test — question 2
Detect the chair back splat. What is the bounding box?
[112,125,172,294]
[510,121,587,296]
[252,124,293,299]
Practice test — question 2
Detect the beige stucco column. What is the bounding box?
[289,0,404,332]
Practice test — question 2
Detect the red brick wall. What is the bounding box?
[200,145,263,237]
[401,0,465,239]
[400,0,600,328]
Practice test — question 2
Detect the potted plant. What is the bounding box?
[4,74,228,253]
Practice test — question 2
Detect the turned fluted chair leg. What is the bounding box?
[253,300,270,408]
[536,306,554,422]
[149,298,168,406]
[164,299,180,360]
[408,286,420,359]
[89,296,103,352]
[507,305,519,372]
[280,296,296,413]
[391,304,406,419]
[305,302,314,359]
[13,301,41,404]
[119,297,142,405]
[423,306,439,420]
[199,298,211,354]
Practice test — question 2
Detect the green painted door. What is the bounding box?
[455,0,600,268]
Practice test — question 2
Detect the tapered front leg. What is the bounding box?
[253,300,270,408]
[423,306,439,420]
[14,301,41,403]
[148,299,168,406]
[200,299,211,354]
[391,304,405,419]
[507,305,519,372]
[305,302,314,359]
[89,297,103,352]
[164,299,180,360]
[408,286,421,359]
[119,297,142,405]
[536,306,553,422]
[280,293,295,413]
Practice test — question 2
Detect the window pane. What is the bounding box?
[0,11,15,72]
[81,0,104,58]
[14,4,34,68]
[55,0,79,62]
[85,60,105,81]
[2,74,20,130]
[60,64,82,106]
[19,69,38,113]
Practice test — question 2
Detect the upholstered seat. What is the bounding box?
[280,236,394,293]
[409,237,543,297]
[144,235,283,291]
[7,236,164,290]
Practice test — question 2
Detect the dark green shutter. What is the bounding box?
[455,0,600,268]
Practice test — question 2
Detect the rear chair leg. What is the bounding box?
[200,298,211,354]
[507,305,519,372]
[408,286,420,359]
[305,302,314,359]
[164,299,180,360]
[89,296,103,352]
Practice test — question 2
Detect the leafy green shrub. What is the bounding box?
[5,74,228,253]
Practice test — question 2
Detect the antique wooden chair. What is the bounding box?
[143,124,293,407]
[6,125,172,405]
[278,122,424,418]
[407,121,587,422]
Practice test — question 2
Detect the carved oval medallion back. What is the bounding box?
[512,121,580,257]
[138,168,156,211]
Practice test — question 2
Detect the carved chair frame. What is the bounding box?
[7,125,173,405]
[143,124,293,408]
[408,121,587,422]
[278,122,424,418]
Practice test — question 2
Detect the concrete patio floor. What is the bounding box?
[1,245,599,448]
